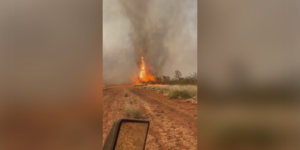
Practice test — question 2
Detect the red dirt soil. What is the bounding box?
[103,85,197,150]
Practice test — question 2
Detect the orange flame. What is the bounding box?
[135,57,155,83]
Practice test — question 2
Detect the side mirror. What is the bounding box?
[103,119,150,150]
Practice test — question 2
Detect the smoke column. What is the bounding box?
[103,0,197,85]
[119,0,173,76]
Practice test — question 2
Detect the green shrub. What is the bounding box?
[148,81,155,84]
[169,90,191,99]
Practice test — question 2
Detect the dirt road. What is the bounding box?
[103,85,197,150]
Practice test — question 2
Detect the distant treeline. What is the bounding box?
[148,70,197,85]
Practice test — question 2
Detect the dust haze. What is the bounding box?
[103,0,197,85]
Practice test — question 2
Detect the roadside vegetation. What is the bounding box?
[142,84,197,100]
[138,70,197,101]
[149,70,197,85]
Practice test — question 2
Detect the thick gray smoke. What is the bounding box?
[119,0,173,76]
[103,0,197,85]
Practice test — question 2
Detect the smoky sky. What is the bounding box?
[103,0,197,85]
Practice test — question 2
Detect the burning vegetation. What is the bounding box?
[135,57,155,84]
[134,56,197,85]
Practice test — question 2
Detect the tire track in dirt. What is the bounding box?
[103,86,197,150]
[102,88,126,145]
[128,88,197,150]
[129,88,197,131]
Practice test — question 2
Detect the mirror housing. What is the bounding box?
[103,119,150,150]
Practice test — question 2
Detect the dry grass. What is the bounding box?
[124,100,142,119]
[144,85,197,99]
[169,90,192,99]
[124,107,142,119]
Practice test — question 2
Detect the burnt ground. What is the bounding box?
[103,85,197,150]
